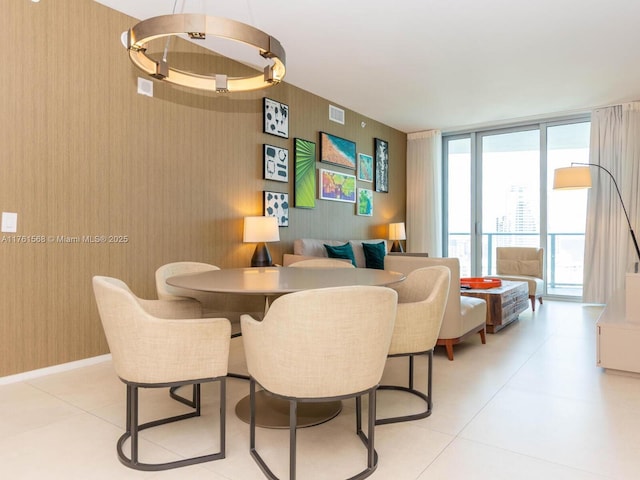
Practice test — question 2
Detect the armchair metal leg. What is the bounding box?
[376,350,433,425]
[170,371,246,410]
[249,378,280,480]
[289,399,297,480]
[118,378,226,471]
[250,378,379,480]
[169,384,199,408]
[355,390,379,472]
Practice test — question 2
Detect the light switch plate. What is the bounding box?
[137,77,153,97]
[1,212,18,233]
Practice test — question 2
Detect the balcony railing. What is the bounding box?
[448,232,584,297]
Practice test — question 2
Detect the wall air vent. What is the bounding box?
[329,105,345,125]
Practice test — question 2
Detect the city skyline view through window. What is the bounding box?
[445,119,591,298]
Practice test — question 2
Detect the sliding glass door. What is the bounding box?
[444,118,590,298]
[481,128,540,275]
[446,137,472,277]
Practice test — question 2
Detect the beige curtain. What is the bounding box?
[406,130,442,255]
[583,102,640,303]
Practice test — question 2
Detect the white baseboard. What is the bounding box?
[0,354,112,386]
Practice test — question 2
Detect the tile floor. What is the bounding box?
[2,300,640,479]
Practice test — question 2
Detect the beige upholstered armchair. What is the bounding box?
[494,247,544,311]
[92,276,231,471]
[156,261,265,328]
[384,256,487,361]
[377,266,450,425]
[241,285,397,480]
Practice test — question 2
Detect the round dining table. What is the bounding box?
[166,266,405,295]
[167,266,405,429]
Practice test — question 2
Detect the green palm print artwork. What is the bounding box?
[295,138,316,208]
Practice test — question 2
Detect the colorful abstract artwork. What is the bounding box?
[294,138,316,208]
[357,188,373,216]
[320,132,356,170]
[357,153,373,182]
[263,98,289,138]
[319,169,356,203]
[264,144,288,182]
[264,191,289,226]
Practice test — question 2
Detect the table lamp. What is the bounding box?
[553,162,640,272]
[244,216,280,267]
[388,222,406,253]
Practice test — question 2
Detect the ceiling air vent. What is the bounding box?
[329,105,345,125]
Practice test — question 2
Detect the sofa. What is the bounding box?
[283,238,388,268]
[384,255,487,361]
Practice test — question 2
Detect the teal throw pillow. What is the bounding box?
[324,242,357,267]
[362,241,386,269]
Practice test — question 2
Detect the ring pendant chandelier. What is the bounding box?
[127,13,286,93]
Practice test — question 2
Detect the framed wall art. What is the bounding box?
[263,98,289,138]
[264,144,288,182]
[357,188,373,216]
[374,138,389,193]
[264,191,289,226]
[357,153,374,182]
[320,132,356,170]
[294,138,316,208]
[319,168,356,203]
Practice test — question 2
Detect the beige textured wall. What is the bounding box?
[0,0,406,376]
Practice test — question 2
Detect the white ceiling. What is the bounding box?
[95,0,640,133]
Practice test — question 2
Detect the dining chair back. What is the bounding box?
[92,275,230,471]
[241,285,397,480]
[384,255,486,360]
[156,261,265,326]
[376,266,450,425]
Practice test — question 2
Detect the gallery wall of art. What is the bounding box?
[0,1,406,376]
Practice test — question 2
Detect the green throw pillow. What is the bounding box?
[324,243,357,267]
[362,241,386,269]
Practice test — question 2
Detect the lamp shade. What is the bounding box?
[243,216,279,243]
[553,166,592,190]
[388,222,406,241]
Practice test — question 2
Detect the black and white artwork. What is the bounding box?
[264,191,289,227]
[263,98,289,138]
[374,138,389,193]
[264,144,288,182]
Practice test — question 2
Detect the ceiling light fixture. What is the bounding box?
[126,13,286,93]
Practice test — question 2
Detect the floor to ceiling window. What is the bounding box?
[481,128,541,275]
[444,117,591,298]
[446,137,472,276]
[546,122,591,296]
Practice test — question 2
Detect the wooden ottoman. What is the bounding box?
[461,280,529,333]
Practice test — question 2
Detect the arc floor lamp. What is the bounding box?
[553,162,640,271]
